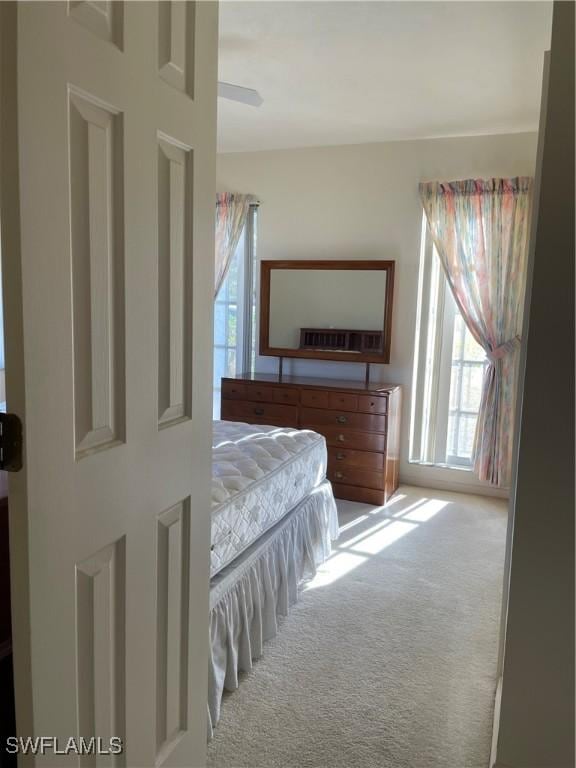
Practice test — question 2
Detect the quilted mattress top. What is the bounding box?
[211,420,325,509]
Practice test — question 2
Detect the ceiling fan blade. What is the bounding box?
[217,81,263,107]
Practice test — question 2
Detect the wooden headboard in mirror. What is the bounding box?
[260,260,395,364]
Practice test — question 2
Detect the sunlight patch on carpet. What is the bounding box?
[305,551,366,589]
[307,498,450,590]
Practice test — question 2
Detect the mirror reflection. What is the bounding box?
[268,269,388,353]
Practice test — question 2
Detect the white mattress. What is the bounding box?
[211,420,327,577]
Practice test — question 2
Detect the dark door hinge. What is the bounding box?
[0,413,23,472]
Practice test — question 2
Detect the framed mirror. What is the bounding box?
[260,260,395,364]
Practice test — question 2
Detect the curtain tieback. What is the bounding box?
[486,335,521,363]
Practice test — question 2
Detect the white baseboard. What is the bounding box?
[490,676,503,768]
[399,471,509,500]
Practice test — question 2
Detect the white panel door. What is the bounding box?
[0,2,217,766]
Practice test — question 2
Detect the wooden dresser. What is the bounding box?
[221,373,401,505]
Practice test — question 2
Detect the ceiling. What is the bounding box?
[217,1,553,153]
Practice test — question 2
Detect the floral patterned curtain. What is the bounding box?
[419,178,533,487]
[215,193,253,298]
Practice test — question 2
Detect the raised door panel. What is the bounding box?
[69,89,125,458]
[68,1,124,48]
[158,1,195,96]
[76,538,126,765]
[156,500,191,764]
[157,135,193,428]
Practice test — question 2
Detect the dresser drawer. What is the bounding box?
[273,387,299,405]
[328,392,358,411]
[328,447,384,470]
[302,407,386,433]
[358,394,388,414]
[301,390,330,408]
[331,483,386,505]
[244,383,275,402]
[328,466,385,491]
[303,425,386,453]
[221,381,247,400]
[221,400,298,427]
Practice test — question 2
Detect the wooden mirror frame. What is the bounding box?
[259,259,395,364]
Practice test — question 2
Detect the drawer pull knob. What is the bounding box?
[336,415,348,424]
[335,471,344,480]
[254,407,265,416]
[337,434,345,442]
[336,452,345,460]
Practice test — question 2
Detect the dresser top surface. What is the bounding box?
[224,372,401,394]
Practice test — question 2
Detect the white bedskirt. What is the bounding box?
[208,480,339,735]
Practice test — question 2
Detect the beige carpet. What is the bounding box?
[207,485,507,768]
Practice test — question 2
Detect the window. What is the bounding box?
[447,313,486,465]
[410,214,487,469]
[213,205,257,418]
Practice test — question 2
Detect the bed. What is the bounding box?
[208,421,339,734]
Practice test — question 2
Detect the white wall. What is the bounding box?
[217,132,538,496]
